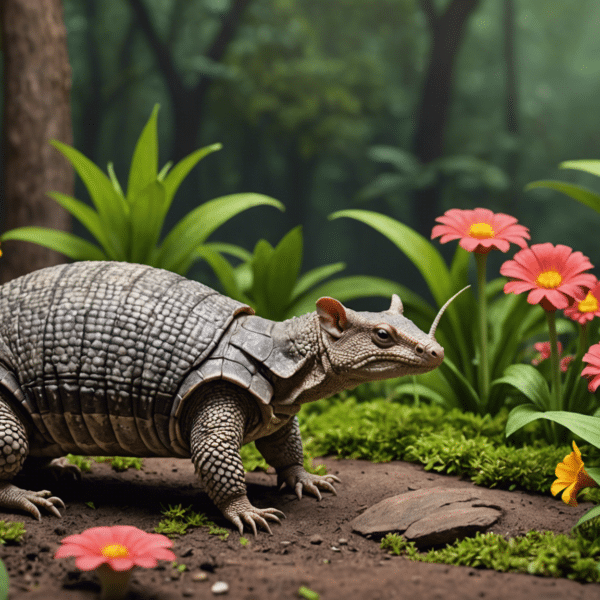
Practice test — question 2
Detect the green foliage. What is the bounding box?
[359,146,508,206]
[94,456,144,472]
[0,105,283,276]
[328,210,547,416]
[200,225,414,320]
[298,586,320,600]
[66,454,92,473]
[0,559,7,600]
[155,504,228,540]
[0,521,25,545]
[298,397,567,493]
[381,530,600,583]
[526,159,600,214]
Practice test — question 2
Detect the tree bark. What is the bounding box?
[411,0,480,235]
[0,0,73,283]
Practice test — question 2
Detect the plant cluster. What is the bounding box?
[381,528,600,583]
[154,504,229,541]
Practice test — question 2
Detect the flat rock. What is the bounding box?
[350,486,502,548]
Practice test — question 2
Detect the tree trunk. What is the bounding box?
[411,0,480,235]
[503,0,520,206]
[0,0,73,283]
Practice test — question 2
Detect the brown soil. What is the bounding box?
[3,456,599,600]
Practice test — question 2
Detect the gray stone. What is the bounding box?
[350,486,502,548]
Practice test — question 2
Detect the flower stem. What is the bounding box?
[475,252,489,407]
[96,565,132,600]
[546,310,561,411]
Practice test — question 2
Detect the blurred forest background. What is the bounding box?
[2,0,600,306]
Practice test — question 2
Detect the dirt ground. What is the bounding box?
[2,456,599,600]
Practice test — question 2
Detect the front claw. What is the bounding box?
[277,465,341,501]
[219,494,285,536]
[0,482,64,520]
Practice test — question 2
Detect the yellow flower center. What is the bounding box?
[536,270,562,289]
[578,291,599,313]
[101,544,129,559]
[468,222,495,239]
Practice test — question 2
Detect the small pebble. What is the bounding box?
[280,541,292,547]
[338,538,348,545]
[331,546,341,552]
[183,589,194,597]
[192,572,208,582]
[309,535,323,545]
[211,581,229,595]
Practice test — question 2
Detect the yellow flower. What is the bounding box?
[551,441,598,506]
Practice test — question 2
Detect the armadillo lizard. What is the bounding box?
[0,261,459,534]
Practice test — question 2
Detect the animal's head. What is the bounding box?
[315,287,468,382]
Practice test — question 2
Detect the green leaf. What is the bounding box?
[392,382,448,407]
[264,226,303,318]
[492,365,551,412]
[158,161,173,181]
[47,191,113,257]
[291,262,346,301]
[0,559,8,600]
[438,357,481,414]
[249,239,274,315]
[505,405,600,445]
[329,210,452,306]
[0,227,107,261]
[200,242,253,262]
[107,162,125,198]
[127,104,159,204]
[525,180,600,214]
[195,246,250,303]
[575,504,600,528]
[161,143,223,221]
[128,181,166,264]
[586,467,600,487]
[560,159,600,178]
[50,140,128,258]
[157,193,284,274]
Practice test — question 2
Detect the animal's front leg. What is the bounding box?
[0,395,64,519]
[255,416,340,501]
[188,383,284,535]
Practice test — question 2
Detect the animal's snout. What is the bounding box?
[415,341,444,364]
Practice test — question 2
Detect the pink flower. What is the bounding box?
[431,208,530,254]
[500,243,595,311]
[55,526,175,572]
[582,343,600,392]
[531,341,572,372]
[531,341,562,365]
[564,281,600,324]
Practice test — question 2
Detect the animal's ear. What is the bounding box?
[385,294,404,315]
[316,297,348,339]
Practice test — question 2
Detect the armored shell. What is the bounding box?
[0,262,254,457]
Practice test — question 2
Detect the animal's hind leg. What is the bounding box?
[0,395,64,519]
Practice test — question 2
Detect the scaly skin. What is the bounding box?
[188,382,338,535]
[0,395,64,519]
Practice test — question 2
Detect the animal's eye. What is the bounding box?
[372,327,394,347]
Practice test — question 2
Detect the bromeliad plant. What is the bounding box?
[196,225,414,320]
[0,105,283,276]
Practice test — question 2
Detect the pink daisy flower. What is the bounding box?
[582,343,600,392]
[564,281,600,325]
[500,243,595,311]
[431,207,530,254]
[55,525,175,571]
[531,341,572,372]
[55,526,175,600]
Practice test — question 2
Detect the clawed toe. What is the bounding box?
[0,483,65,520]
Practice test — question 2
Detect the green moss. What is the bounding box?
[381,529,600,583]
[298,397,572,493]
[66,454,92,472]
[155,504,229,540]
[67,455,144,472]
[0,521,25,545]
